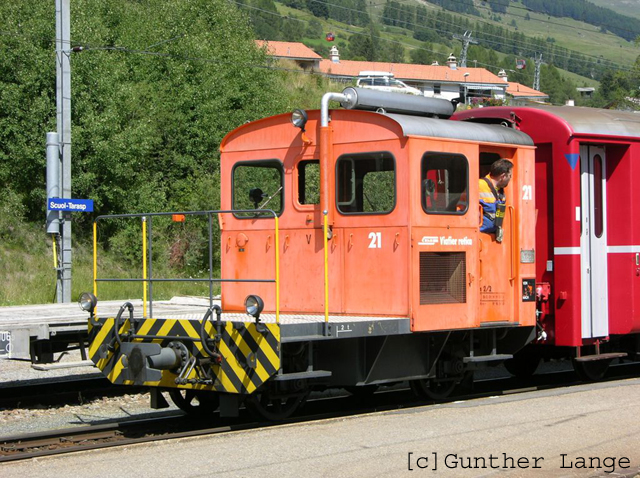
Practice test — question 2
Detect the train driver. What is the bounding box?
[479,159,513,242]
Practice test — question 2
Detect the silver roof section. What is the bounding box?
[531,105,640,138]
[386,113,534,145]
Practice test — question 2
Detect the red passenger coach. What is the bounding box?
[455,106,640,379]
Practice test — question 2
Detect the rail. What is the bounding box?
[92,209,280,322]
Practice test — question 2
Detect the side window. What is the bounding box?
[422,153,468,215]
[298,160,320,205]
[233,160,283,217]
[336,152,395,214]
[434,84,441,95]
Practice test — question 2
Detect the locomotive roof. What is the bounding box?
[530,105,640,138]
[386,113,534,145]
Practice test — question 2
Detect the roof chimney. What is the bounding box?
[446,53,457,70]
[329,46,339,63]
[498,69,508,82]
[431,60,439,66]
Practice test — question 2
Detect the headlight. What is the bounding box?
[244,295,264,319]
[291,109,308,130]
[78,292,98,313]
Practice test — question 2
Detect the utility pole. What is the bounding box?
[455,31,478,68]
[533,53,543,92]
[56,0,72,303]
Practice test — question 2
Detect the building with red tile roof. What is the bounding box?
[255,40,322,69]
[505,81,549,105]
[258,41,548,104]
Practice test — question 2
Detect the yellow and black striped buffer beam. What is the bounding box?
[88,317,281,395]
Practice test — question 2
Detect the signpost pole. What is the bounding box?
[56,0,72,302]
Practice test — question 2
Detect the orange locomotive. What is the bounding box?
[85,89,537,419]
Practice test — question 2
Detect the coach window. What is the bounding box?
[336,152,395,214]
[298,160,320,205]
[232,160,284,218]
[422,152,468,215]
[593,154,604,238]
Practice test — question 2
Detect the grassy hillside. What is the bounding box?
[418,0,638,67]
[501,2,637,66]
[586,0,640,20]
[276,0,605,91]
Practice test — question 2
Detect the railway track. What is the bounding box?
[2,362,639,463]
[0,375,145,409]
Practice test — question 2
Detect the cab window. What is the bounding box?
[336,152,395,214]
[298,160,320,205]
[422,153,468,215]
[232,160,283,217]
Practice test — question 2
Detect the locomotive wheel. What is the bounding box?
[169,389,219,416]
[410,378,457,401]
[504,347,542,378]
[572,358,611,382]
[245,391,307,421]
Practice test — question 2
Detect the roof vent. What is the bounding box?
[447,53,457,70]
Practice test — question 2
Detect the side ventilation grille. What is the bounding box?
[419,252,466,305]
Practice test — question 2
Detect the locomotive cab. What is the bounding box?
[220,89,536,333]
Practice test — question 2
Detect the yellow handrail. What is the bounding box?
[52,234,58,269]
[142,217,148,318]
[93,222,98,316]
[323,211,329,323]
[275,215,280,323]
[508,205,515,283]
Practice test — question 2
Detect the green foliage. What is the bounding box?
[0,189,28,242]
[487,0,509,14]
[346,22,380,61]
[0,0,341,302]
[307,0,329,19]
[410,46,432,65]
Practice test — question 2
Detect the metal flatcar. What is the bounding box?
[455,105,640,380]
[83,89,537,419]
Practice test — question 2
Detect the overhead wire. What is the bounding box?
[371,0,618,61]
[303,0,632,71]
[276,0,631,72]
[1,0,630,78]
[0,28,318,75]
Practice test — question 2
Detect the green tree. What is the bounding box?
[410,46,432,65]
[0,0,320,247]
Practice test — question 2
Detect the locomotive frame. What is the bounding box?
[86,89,538,419]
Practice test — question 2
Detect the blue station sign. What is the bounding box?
[48,198,94,212]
